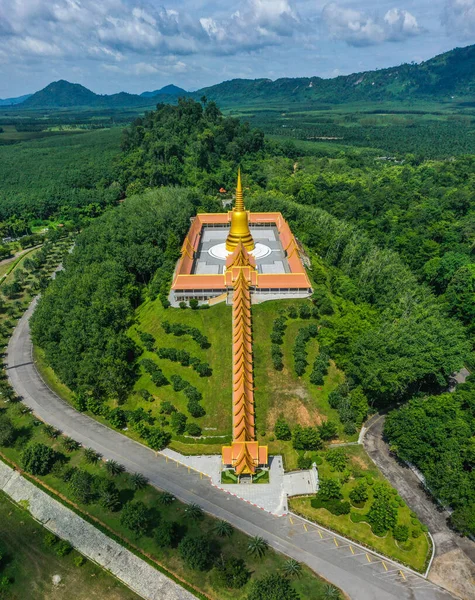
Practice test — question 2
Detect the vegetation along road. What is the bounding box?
[363,414,475,599]
[5,300,454,600]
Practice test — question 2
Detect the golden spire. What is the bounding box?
[225,169,255,252]
[235,167,244,212]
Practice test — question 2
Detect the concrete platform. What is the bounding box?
[160,449,318,516]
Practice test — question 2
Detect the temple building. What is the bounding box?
[171,171,312,478]
[170,170,312,305]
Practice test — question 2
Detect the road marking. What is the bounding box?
[382,561,388,571]
[318,529,323,539]
[303,523,308,532]
[200,472,203,479]
[399,570,406,581]
[333,538,339,547]
[366,553,371,563]
[349,545,354,555]
[289,516,294,525]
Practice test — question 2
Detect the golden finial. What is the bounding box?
[235,167,244,212]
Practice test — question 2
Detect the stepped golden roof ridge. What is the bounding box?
[221,175,267,475]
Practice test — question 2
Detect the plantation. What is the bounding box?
[289,445,431,572]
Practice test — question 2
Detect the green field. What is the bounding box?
[0,491,140,600]
[290,445,431,572]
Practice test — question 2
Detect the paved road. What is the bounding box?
[363,413,475,598]
[6,301,455,600]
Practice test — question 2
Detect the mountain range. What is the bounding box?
[4,44,475,110]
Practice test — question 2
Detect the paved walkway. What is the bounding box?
[161,450,318,515]
[5,301,455,600]
[0,461,195,600]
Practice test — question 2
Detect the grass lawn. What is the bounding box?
[126,298,233,439]
[252,300,348,438]
[0,491,140,600]
[34,293,353,460]
[289,445,431,572]
[0,399,333,600]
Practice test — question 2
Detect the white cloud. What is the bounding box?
[322,3,422,46]
[443,0,475,37]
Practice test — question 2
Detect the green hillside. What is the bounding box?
[196,44,475,107]
[21,80,179,109]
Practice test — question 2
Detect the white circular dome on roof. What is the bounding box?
[208,243,271,261]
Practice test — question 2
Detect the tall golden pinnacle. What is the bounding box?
[225,169,255,252]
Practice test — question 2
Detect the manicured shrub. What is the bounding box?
[318,420,338,441]
[349,481,368,506]
[393,524,409,543]
[274,416,291,441]
[171,411,187,434]
[317,478,342,501]
[297,455,313,470]
[326,448,348,472]
[292,425,322,451]
[186,423,202,437]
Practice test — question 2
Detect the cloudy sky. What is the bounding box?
[0,0,474,97]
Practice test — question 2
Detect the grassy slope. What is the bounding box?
[128,299,233,438]
[0,491,140,600]
[290,446,431,572]
[0,401,329,600]
[253,300,346,437]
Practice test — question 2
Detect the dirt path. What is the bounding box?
[363,413,475,599]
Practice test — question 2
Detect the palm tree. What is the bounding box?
[62,436,80,452]
[105,460,125,476]
[131,472,148,490]
[184,503,203,520]
[44,424,60,439]
[213,520,233,538]
[282,558,302,578]
[83,447,101,464]
[157,492,175,506]
[322,583,341,599]
[247,536,269,558]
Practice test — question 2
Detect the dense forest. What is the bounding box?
[23,98,475,537]
[119,97,271,195]
[262,153,475,337]
[31,188,198,398]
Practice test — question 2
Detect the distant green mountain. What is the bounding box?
[11,44,475,110]
[0,94,32,106]
[141,84,188,98]
[196,44,475,107]
[20,80,176,109]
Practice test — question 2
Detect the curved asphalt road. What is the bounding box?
[6,300,455,600]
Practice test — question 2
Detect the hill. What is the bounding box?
[20,80,180,109]
[141,84,188,98]
[196,44,475,107]
[9,43,475,110]
[0,94,32,106]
